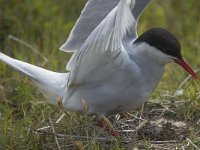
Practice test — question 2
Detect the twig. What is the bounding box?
[182,142,190,150]
[173,68,200,96]
[186,138,200,150]
[36,112,67,132]
[135,120,148,131]
[35,130,116,142]
[8,35,48,66]
[49,117,61,150]
[197,118,200,125]
[159,107,176,118]
[139,103,145,124]
[150,140,177,144]
[117,129,135,133]
[56,113,66,124]
[125,112,146,122]
[36,125,51,131]
[197,92,200,99]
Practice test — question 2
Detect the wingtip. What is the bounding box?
[59,45,66,52]
[59,43,67,51]
[59,43,76,53]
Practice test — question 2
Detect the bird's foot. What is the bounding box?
[99,116,118,137]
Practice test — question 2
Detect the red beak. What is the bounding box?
[175,58,198,80]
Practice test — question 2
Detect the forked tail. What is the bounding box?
[0,52,69,104]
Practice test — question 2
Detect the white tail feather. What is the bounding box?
[0,52,69,104]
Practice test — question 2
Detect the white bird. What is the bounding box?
[0,0,198,121]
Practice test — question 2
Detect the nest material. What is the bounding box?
[34,101,194,149]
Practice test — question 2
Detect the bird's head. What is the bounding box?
[134,28,198,80]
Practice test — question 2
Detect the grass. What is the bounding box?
[0,0,200,149]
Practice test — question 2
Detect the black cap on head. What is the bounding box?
[134,28,182,59]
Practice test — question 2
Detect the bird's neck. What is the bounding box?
[129,43,166,92]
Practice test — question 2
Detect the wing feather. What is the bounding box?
[67,0,140,86]
[60,0,120,52]
[60,0,151,52]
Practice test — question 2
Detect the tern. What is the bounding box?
[0,0,198,133]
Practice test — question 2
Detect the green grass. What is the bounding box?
[0,0,200,149]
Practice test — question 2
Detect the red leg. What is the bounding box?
[98,118,118,137]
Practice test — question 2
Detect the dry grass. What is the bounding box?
[33,91,200,149]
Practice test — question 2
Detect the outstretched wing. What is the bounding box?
[60,0,151,52]
[67,0,151,86]
[60,0,119,52]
